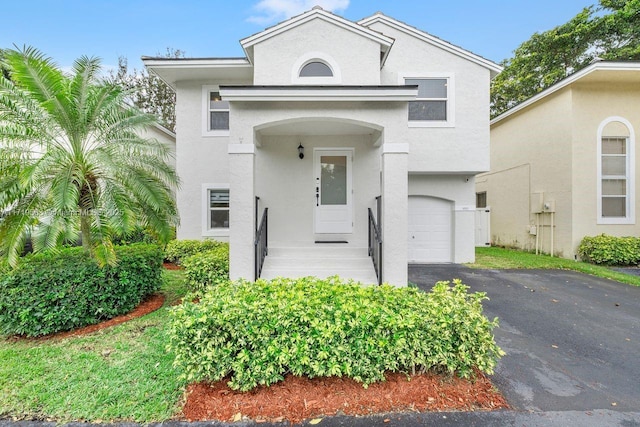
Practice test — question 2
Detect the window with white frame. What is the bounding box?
[202,185,230,236]
[601,137,630,218]
[291,52,341,84]
[299,61,333,77]
[401,74,455,127]
[597,117,635,224]
[208,91,229,130]
[202,86,230,136]
[406,78,448,121]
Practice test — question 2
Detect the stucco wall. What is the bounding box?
[571,82,640,253]
[174,82,231,239]
[482,89,574,256]
[368,22,491,174]
[252,19,381,85]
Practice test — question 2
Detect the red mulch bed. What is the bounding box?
[183,371,509,424]
[163,262,182,270]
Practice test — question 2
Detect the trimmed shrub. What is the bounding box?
[0,243,163,337]
[168,277,504,391]
[164,239,224,264]
[181,244,230,293]
[578,234,640,265]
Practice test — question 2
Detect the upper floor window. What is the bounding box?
[202,86,230,136]
[299,61,333,77]
[209,91,229,130]
[291,52,341,84]
[597,117,635,224]
[400,73,455,128]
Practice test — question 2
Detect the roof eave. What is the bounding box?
[358,13,503,76]
[491,61,640,125]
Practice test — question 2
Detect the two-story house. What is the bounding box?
[144,7,501,286]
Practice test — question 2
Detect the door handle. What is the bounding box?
[316,187,319,207]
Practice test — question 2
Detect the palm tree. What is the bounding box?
[0,47,179,267]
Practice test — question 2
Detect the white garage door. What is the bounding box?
[408,196,453,263]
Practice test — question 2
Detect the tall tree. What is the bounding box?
[111,48,184,132]
[491,0,640,118]
[0,47,179,267]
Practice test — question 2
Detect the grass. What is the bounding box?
[0,269,189,423]
[469,246,640,287]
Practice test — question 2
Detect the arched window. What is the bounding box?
[291,53,341,84]
[299,61,333,77]
[597,117,635,224]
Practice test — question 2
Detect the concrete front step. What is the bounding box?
[260,246,379,284]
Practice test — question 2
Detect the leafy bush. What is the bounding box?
[168,277,504,391]
[578,234,640,265]
[181,245,229,293]
[164,239,224,264]
[0,243,163,337]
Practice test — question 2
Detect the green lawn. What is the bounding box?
[469,246,640,287]
[0,269,188,423]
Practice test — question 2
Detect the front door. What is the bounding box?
[314,149,353,234]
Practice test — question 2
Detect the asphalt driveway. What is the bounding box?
[410,265,640,417]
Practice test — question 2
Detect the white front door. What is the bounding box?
[314,149,353,234]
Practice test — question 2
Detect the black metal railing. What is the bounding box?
[254,202,268,281]
[368,199,382,285]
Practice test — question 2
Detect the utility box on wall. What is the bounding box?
[531,192,544,213]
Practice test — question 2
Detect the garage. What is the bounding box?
[408,196,453,263]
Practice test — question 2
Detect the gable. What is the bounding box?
[250,17,385,85]
[359,14,501,77]
[241,7,392,65]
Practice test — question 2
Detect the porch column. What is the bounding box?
[228,143,255,281]
[381,143,409,286]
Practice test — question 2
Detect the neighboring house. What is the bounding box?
[144,7,500,285]
[140,123,176,170]
[477,61,640,259]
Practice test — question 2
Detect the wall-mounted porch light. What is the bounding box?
[298,143,305,159]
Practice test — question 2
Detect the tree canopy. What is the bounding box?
[110,48,184,132]
[0,47,179,267]
[491,0,640,118]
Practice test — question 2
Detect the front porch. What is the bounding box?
[228,116,409,286]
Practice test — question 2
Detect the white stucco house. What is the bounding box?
[143,7,500,286]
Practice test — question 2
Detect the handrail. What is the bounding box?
[368,206,382,285]
[254,206,268,281]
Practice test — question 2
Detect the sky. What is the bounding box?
[1,0,597,73]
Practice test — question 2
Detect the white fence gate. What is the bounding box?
[475,207,491,247]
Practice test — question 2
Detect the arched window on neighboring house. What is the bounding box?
[597,117,635,224]
[299,61,333,77]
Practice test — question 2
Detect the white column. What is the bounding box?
[228,143,255,281]
[381,143,409,286]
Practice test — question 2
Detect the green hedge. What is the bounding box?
[181,245,230,293]
[164,239,225,264]
[0,243,164,337]
[168,277,504,391]
[578,234,640,265]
